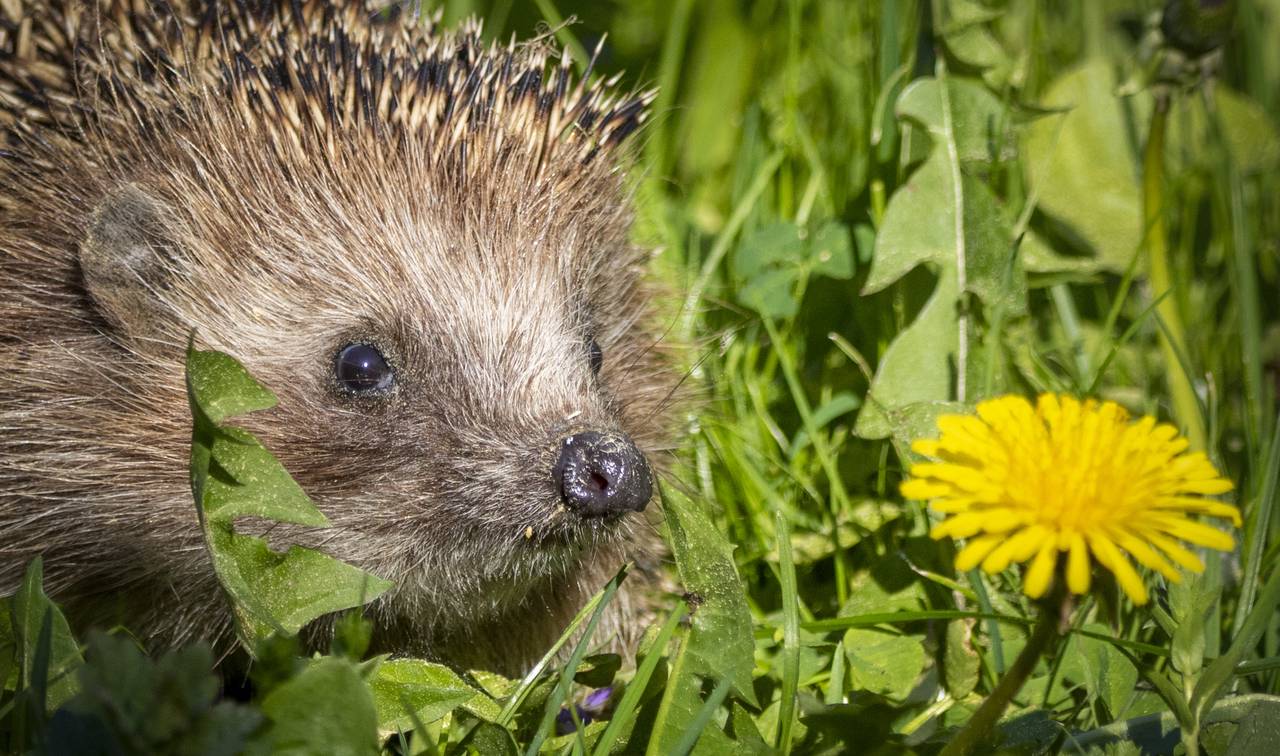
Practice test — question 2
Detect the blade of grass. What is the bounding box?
[644,0,695,182]
[761,315,853,604]
[592,606,687,756]
[825,639,846,706]
[1091,241,1145,371]
[1192,559,1280,721]
[1086,289,1172,396]
[497,567,627,727]
[1234,656,1280,676]
[1153,311,1209,433]
[670,676,733,756]
[680,151,785,341]
[801,610,1167,657]
[968,570,1006,677]
[524,565,629,755]
[1207,87,1270,455]
[485,0,514,39]
[803,609,1014,633]
[1235,414,1280,639]
[775,511,800,754]
[1049,284,1090,386]
[644,630,694,756]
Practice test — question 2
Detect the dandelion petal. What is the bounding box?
[1067,533,1090,595]
[1024,541,1057,598]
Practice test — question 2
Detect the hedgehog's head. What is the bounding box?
[69,25,670,638]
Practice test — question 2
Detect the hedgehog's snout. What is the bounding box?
[552,431,652,518]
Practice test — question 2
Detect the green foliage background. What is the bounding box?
[5,0,1280,754]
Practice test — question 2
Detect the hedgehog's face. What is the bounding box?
[331,338,651,518]
[78,143,669,620]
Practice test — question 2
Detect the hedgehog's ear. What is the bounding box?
[80,184,189,338]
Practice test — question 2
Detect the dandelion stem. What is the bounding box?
[939,598,1063,756]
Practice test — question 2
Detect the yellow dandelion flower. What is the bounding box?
[900,394,1238,605]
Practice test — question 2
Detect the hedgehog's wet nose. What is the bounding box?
[553,431,652,517]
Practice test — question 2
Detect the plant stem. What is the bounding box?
[939,601,1061,756]
[1143,92,1207,451]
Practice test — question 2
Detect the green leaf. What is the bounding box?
[732,221,855,318]
[207,529,390,641]
[330,611,373,661]
[838,559,926,617]
[859,74,1030,440]
[738,267,801,319]
[258,657,380,756]
[1067,694,1280,754]
[1193,562,1280,724]
[895,76,1008,164]
[573,653,621,689]
[1074,624,1140,721]
[458,722,519,755]
[726,701,773,755]
[367,658,479,736]
[937,0,1012,85]
[789,391,861,455]
[809,221,855,279]
[733,223,802,318]
[1169,567,1221,680]
[854,223,876,266]
[1022,59,1144,271]
[0,598,15,691]
[200,427,329,528]
[185,348,277,426]
[880,400,975,463]
[1170,87,1280,176]
[1025,62,1276,276]
[862,156,954,294]
[841,628,926,700]
[644,632,738,756]
[862,133,1026,310]
[47,632,261,756]
[1021,229,1102,275]
[942,619,981,700]
[186,344,393,646]
[672,676,735,755]
[1208,695,1280,755]
[9,558,82,712]
[855,270,960,440]
[543,721,608,753]
[661,483,758,706]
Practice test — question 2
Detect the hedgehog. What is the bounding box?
[0,0,676,674]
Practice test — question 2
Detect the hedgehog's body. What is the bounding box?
[0,1,672,672]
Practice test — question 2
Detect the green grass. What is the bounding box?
[5,0,1280,754]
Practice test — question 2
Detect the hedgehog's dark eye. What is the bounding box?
[587,338,604,376]
[335,343,394,393]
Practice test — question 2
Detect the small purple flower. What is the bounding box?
[555,706,581,735]
[554,687,614,735]
[581,686,613,713]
